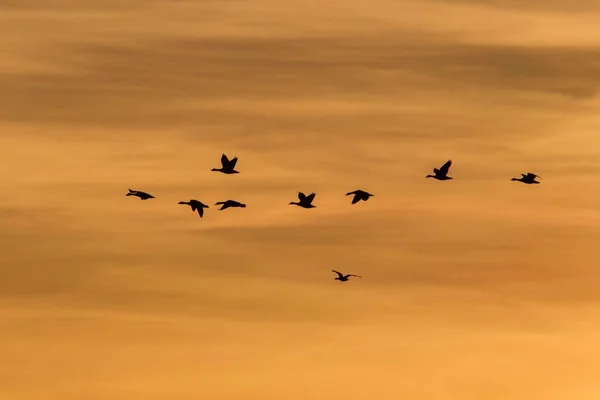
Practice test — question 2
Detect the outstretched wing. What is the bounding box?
[440,160,452,175]
[229,156,238,169]
[351,194,361,204]
[197,207,204,218]
[347,274,362,278]
[220,154,230,168]
[128,188,135,193]
[298,192,307,201]
[332,270,344,278]
[191,203,197,212]
[526,173,541,180]
[305,193,316,203]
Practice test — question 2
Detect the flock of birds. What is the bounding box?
[126,154,542,283]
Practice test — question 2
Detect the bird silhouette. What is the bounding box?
[426,160,453,180]
[332,270,361,282]
[178,200,209,217]
[289,192,316,208]
[126,189,155,200]
[215,200,246,210]
[211,154,239,174]
[511,172,541,184]
[346,189,374,204]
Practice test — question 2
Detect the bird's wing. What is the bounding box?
[215,201,223,205]
[191,203,197,212]
[221,154,229,167]
[351,194,361,204]
[332,270,344,278]
[298,192,307,201]
[305,193,316,203]
[128,188,135,193]
[527,173,541,180]
[229,157,238,169]
[346,190,357,196]
[440,160,452,174]
[348,274,362,278]
[198,207,204,218]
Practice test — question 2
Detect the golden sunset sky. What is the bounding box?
[2,0,600,399]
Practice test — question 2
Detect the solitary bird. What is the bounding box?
[289,192,316,208]
[332,270,361,282]
[511,172,541,184]
[215,200,246,211]
[126,189,155,200]
[426,159,453,180]
[178,200,209,217]
[346,189,374,204]
[211,153,239,174]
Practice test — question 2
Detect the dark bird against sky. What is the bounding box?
[211,153,240,174]
[125,189,155,200]
[346,189,374,204]
[178,199,209,217]
[426,160,453,181]
[511,173,541,184]
[289,192,316,208]
[332,270,362,282]
[215,200,247,211]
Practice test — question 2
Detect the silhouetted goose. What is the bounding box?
[426,159,453,180]
[178,199,209,218]
[211,153,239,174]
[215,200,246,211]
[511,172,541,184]
[346,189,374,204]
[289,192,316,208]
[126,189,155,200]
[332,270,361,282]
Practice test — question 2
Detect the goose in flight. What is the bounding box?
[178,200,209,217]
[126,189,155,200]
[426,159,453,180]
[511,172,541,184]
[289,192,316,208]
[332,270,361,282]
[215,200,246,211]
[346,189,374,204]
[211,153,240,174]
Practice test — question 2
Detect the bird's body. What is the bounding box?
[511,172,541,184]
[289,192,316,208]
[346,189,374,204]
[426,160,453,180]
[178,199,209,217]
[215,200,246,210]
[126,189,155,200]
[332,270,361,282]
[211,154,239,174]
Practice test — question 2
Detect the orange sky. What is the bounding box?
[2,0,600,399]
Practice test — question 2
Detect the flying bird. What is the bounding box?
[346,189,374,204]
[215,200,246,210]
[426,159,453,180]
[211,153,239,174]
[289,192,316,208]
[126,189,155,200]
[178,200,209,218]
[332,270,361,282]
[511,173,541,184]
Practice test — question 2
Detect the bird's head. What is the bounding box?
[511,178,519,181]
[211,168,219,171]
